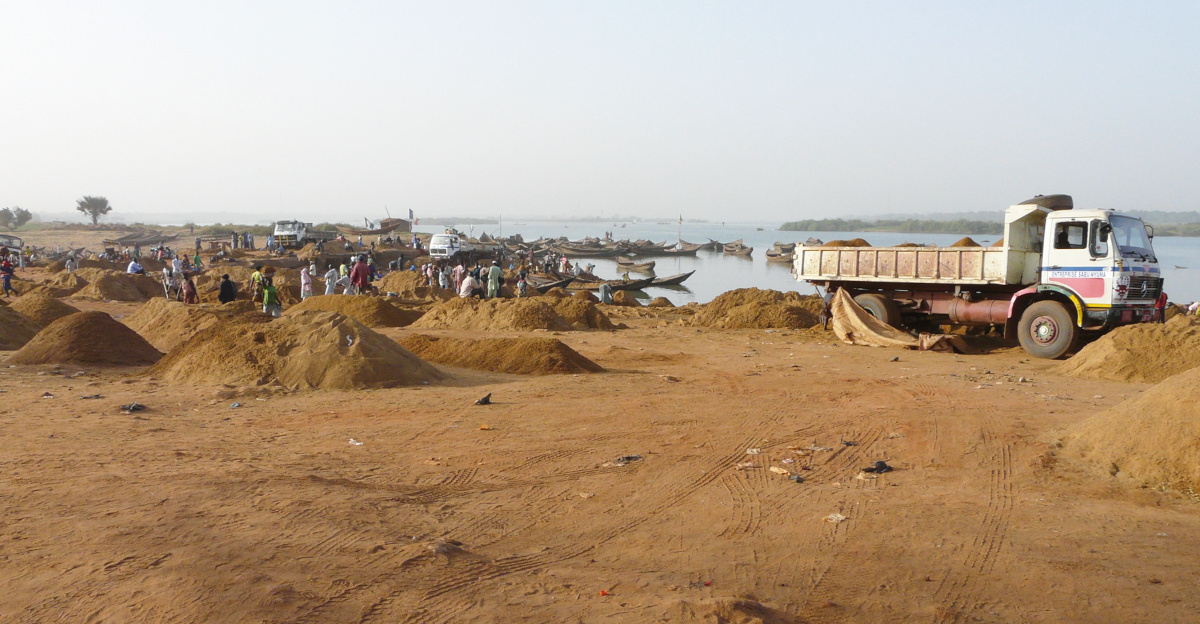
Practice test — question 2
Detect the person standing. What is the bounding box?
[218,274,238,303]
[323,264,339,295]
[181,274,198,304]
[299,266,313,300]
[452,262,465,293]
[1,260,17,297]
[249,266,265,302]
[350,255,371,294]
[262,281,281,317]
[64,255,77,273]
[487,260,503,298]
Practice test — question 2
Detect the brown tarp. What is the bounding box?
[830,289,975,353]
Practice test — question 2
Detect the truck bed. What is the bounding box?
[794,244,1038,287]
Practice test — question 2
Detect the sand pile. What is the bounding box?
[0,306,41,350]
[1059,315,1200,384]
[45,261,66,272]
[612,291,642,307]
[284,295,422,328]
[123,298,261,352]
[9,312,162,366]
[950,237,981,247]
[412,297,614,332]
[648,297,675,308]
[72,273,150,301]
[1066,365,1200,493]
[149,311,442,390]
[400,334,603,375]
[690,288,823,329]
[377,271,428,296]
[16,272,89,298]
[572,290,599,302]
[542,287,570,299]
[8,294,80,326]
[821,238,872,247]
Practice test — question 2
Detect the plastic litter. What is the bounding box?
[79,394,102,400]
[769,466,791,476]
[474,392,492,405]
[41,392,54,399]
[349,438,363,446]
[230,402,241,409]
[745,448,762,455]
[862,460,893,473]
[788,475,805,483]
[824,513,847,524]
[120,402,145,412]
[613,454,642,466]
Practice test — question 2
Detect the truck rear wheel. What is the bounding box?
[853,293,902,327]
[1018,300,1078,359]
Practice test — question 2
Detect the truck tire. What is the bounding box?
[853,293,902,327]
[1018,300,1078,359]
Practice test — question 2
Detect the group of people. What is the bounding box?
[230,231,256,250]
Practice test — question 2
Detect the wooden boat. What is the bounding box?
[529,276,575,293]
[615,258,656,271]
[650,270,695,286]
[771,242,796,253]
[724,240,753,257]
[765,249,792,262]
[676,241,706,252]
[567,276,656,291]
[652,247,699,257]
[553,245,623,258]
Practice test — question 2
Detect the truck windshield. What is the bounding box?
[1109,216,1156,262]
[430,235,454,246]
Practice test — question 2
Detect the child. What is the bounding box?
[262,282,281,317]
[1,260,16,297]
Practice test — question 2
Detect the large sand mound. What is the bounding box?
[69,269,161,302]
[20,272,89,298]
[10,311,162,366]
[400,334,603,375]
[412,297,614,331]
[123,298,260,352]
[8,294,80,327]
[284,295,422,328]
[1067,365,1200,493]
[1059,315,1200,384]
[149,311,442,390]
[690,288,823,329]
[0,306,41,350]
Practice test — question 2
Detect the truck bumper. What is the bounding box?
[1084,304,1163,329]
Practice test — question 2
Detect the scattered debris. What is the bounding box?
[120,402,145,413]
[79,394,102,400]
[889,356,900,362]
[805,444,833,452]
[613,454,642,466]
[428,540,464,555]
[578,492,595,499]
[863,460,893,473]
[745,448,762,455]
[349,438,363,446]
[230,402,241,409]
[478,424,491,430]
[735,462,757,470]
[842,440,858,447]
[659,375,681,382]
[475,392,492,406]
[780,457,795,464]
[41,392,54,399]
[824,513,847,524]
[769,466,791,476]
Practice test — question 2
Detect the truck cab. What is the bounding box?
[1033,209,1162,334]
[428,233,462,259]
[273,221,310,247]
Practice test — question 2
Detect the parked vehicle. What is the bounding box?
[272,221,336,248]
[793,195,1165,358]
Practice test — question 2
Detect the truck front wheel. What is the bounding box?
[853,293,902,327]
[1018,300,1078,359]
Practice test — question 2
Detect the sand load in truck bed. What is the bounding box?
[148,311,442,390]
[1058,315,1200,384]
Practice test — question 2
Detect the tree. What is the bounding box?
[76,196,113,225]
[0,208,11,229]
[11,207,32,228]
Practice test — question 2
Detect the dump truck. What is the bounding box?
[428,230,498,261]
[272,220,336,248]
[793,195,1165,358]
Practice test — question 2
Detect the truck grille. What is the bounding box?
[1127,274,1163,300]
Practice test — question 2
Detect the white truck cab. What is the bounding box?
[428,233,463,259]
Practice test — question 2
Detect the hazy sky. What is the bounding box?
[3,1,1198,224]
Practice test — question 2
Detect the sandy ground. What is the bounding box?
[3,293,1200,623]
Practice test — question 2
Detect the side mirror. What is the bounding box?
[1099,224,1111,242]
[1145,224,1155,240]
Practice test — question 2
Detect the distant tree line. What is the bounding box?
[779,218,1003,235]
[0,207,34,229]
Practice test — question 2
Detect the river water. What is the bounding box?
[453,220,1200,305]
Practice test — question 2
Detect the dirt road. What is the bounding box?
[2,307,1198,623]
